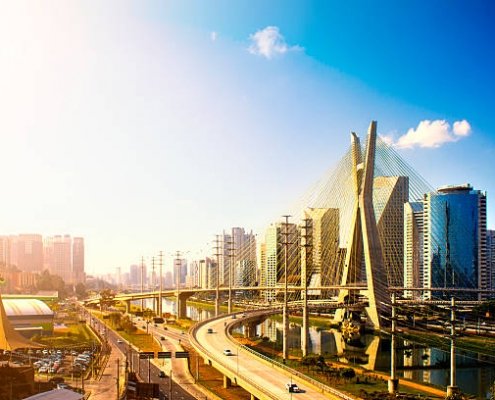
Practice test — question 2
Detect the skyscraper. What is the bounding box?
[422,184,487,300]
[373,176,409,287]
[403,202,424,299]
[17,234,44,274]
[72,237,85,285]
[260,221,299,302]
[304,207,340,297]
[487,230,495,292]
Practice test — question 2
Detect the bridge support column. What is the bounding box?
[215,295,221,317]
[125,300,131,314]
[244,322,257,338]
[223,375,232,388]
[155,297,160,316]
[176,293,190,319]
[250,395,259,400]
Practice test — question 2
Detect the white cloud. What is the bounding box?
[453,119,471,137]
[248,26,301,59]
[210,31,217,41]
[395,119,472,149]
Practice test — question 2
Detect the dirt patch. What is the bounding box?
[184,345,252,400]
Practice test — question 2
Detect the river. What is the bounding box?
[142,298,495,398]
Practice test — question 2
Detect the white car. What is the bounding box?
[223,349,233,356]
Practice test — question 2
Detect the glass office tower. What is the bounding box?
[423,184,487,300]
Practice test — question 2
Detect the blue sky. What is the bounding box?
[1,1,494,277]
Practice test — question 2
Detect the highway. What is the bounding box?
[191,312,350,400]
[107,318,199,400]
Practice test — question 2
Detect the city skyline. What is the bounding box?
[1,2,494,276]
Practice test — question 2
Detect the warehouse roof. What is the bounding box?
[3,299,54,317]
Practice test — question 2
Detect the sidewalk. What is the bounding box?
[85,343,123,400]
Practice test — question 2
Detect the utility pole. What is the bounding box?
[447,297,459,397]
[388,291,398,393]
[282,215,292,362]
[116,358,120,400]
[140,256,145,312]
[300,217,311,357]
[159,251,163,318]
[152,256,156,314]
[227,228,235,314]
[214,235,222,317]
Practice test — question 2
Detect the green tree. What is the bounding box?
[99,288,116,312]
[36,270,68,299]
[75,283,87,300]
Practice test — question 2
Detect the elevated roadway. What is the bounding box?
[190,310,355,400]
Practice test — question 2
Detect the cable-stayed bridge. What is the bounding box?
[88,121,490,342]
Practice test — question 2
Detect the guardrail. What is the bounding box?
[190,309,356,400]
[190,315,280,399]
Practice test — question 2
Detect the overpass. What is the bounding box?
[189,310,355,400]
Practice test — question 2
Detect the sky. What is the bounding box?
[1,1,494,277]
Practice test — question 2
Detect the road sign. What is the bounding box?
[157,351,172,359]
[139,351,154,359]
[175,351,189,358]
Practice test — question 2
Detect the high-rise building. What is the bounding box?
[17,234,44,274]
[304,208,340,298]
[129,264,139,288]
[0,236,9,267]
[44,235,72,284]
[374,176,409,287]
[403,202,424,299]
[72,237,85,285]
[219,228,257,288]
[422,184,487,300]
[260,221,299,302]
[485,230,495,292]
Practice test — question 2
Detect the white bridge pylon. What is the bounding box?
[335,121,389,329]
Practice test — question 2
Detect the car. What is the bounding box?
[231,315,237,319]
[286,383,300,393]
[160,336,166,341]
[57,383,69,390]
[117,339,123,344]
[223,349,233,356]
[180,330,185,335]
[158,371,166,378]
[207,328,213,334]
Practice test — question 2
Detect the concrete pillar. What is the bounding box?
[223,375,232,388]
[215,295,221,317]
[250,395,258,400]
[244,322,257,338]
[177,292,190,319]
[125,300,131,314]
[155,297,160,316]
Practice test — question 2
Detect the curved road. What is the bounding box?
[192,312,346,400]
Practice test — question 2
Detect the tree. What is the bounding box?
[36,270,68,299]
[99,288,116,312]
[75,283,87,300]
